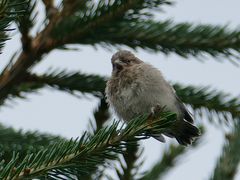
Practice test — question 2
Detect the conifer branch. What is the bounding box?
[0,123,63,164]
[53,0,173,43]
[0,0,11,53]
[16,72,240,122]
[0,0,26,52]
[0,70,106,105]
[0,71,44,105]
[115,143,143,180]
[93,98,110,132]
[0,112,176,180]
[74,20,240,62]
[79,98,110,179]
[26,71,107,97]
[3,71,240,124]
[11,0,37,51]
[173,83,240,121]
[61,0,90,17]
[42,0,58,19]
[211,123,240,180]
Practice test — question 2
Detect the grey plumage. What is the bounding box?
[105,50,199,145]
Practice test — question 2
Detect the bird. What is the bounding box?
[105,50,200,145]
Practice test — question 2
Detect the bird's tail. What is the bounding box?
[153,120,200,145]
[173,120,200,145]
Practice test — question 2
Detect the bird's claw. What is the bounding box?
[147,105,164,127]
[150,104,164,119]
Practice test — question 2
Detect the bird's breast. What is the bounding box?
[106,74,144,121]
[106,64,181,121]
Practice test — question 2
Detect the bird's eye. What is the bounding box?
[126,60,131,63]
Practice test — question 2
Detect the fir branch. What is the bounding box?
[0,0,25,53]
[0,70,106,105]
[211,123,240,180]
[115,142,143,180]
[12,0,36,34]
[173,83,240,122]
[0,79,43,105]
[79,98,110,179]
[42,0,58,19]
[25,70,107,97]
[11,0,37,51]
[28,73,240,122]
[27,72,240,121]
[93,98,110,132]
[4,71,240,124]
[0,123,63,164]
[0,0,11,52]
[53,0,173,44]
[77,20,240,62]
[61,0,90,17]
[0,111,176,180]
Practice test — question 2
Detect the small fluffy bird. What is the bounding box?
[105,50,199,145]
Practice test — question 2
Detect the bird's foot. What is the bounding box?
[150,104,164,119]
[148,105,164,126]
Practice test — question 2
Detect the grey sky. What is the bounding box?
[0,0,240,180]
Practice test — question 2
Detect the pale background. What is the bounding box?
[1,0,240,179]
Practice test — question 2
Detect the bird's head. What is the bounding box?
[111,50,142,74]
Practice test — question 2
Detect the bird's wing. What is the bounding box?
[175,95,194,123]
[168,84,194,123]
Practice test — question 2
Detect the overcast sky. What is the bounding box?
[1,0,240,180]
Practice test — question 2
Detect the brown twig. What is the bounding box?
[42,0,58,19]
[94,98,110,132]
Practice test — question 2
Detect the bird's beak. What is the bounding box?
[114,58,122,65]
[113,58,124,71]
